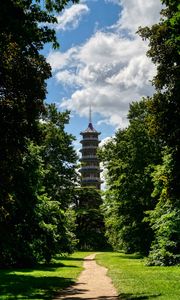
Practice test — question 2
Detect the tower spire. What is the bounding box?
[89,105,92,124]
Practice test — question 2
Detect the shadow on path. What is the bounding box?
[54,280,161,300]
[54,281,120,300]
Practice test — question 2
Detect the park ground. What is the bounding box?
[0,251,179,299]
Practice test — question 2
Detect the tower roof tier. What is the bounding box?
[80,123,101,135]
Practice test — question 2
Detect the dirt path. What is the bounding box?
[54,253,119,300]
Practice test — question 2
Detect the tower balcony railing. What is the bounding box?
[81,146,97,149]
[80,166,99,170]
[81,177,103,182]
[80,155,99,161]
[79,146,97,152]
[80,166,103,172]
[80,138,100,142]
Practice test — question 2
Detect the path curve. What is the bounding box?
[54,253,119,300]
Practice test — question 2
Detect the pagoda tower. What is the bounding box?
[79,107,102,190]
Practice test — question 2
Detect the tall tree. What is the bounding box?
[138,0,180,265]
[0,0,78,266]
[73,187,107,250]
[144,147,180,265]
[0,104,78,267]
[138,0,180,196]
[40,104,77,209]
[99,100,161,254]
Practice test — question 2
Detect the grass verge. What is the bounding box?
[96,252,180,300]
[0,251,91,300]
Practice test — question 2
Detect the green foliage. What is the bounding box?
[137,0,180,265]
[43,0,79,13]
[40,104,77,208]
[145,149,180,265]
[0,0,79,266]
[101,0,180,266]
[0,105,78,267]
[99,100,162,254]
[73,187,108,250]
[34,197,77,263]
[138,0,180,193]
[32,105,78,263]
[0,141,49,266]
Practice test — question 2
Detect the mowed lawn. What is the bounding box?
[96,252,180,300]
[0,252,91,300]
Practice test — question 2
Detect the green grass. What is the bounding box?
[96,252,180,300]
[0,252,91,300]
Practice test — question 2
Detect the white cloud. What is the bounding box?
[106,0,162,34]
[50,32,155,128]
[55,4,89,31]
[47,0,162,129]
[99,136,113,148]
[120,0,162,33]
[107,55,155,88]
[47,47,78,70]
[55,70,83,87]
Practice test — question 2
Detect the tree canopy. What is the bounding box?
[73,187,107,250]
[99,0,180,265]
[138,0,180,265]
[99,100,162,255]
[0,0,79,267]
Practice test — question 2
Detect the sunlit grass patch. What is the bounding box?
[96,252,180,300]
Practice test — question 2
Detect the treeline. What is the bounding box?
[0,0,105,267]
[0,0,77,266]
[0,0,179,268]
[99,0,180,266]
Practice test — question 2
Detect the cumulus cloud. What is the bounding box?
[47,0,162,129]
[106,0,162,33]
[55,4,89,31]
[99,137,113,148]
[55,70,83,87]
[119,0,162,33]
[47,47,78,70]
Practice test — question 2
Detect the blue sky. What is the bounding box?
[44,0,162,150]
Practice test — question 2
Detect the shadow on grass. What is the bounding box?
[58,256,84,262]
[114,254,144,260]
[119,293,161,300]
[0,256,79,299]
[0,272,74,299]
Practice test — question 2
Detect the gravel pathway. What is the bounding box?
[54,253,119,300]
